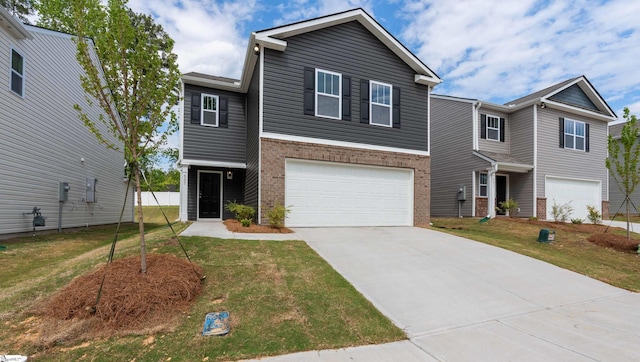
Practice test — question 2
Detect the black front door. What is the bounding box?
[496,175,507,215]
[199,172,221,219]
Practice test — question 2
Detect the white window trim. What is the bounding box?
[479,172,488,197]
[370,80,393,127]
[486,114,500,141]
[315,68,342,120]
[201,93,219,127]
[10,47,25,98]
[564,118,586,151]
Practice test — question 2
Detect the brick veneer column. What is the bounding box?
[537,197,547,220]
[260,138,430,226]
[601,201,610,220]
[476,197,488,217]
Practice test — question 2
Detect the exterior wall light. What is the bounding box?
[253,43,260,55]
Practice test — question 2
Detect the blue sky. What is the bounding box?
[125,0,639,159]
[127,0,639,118]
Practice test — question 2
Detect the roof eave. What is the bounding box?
[182,73,242,92]
[542,99,617,122]
[0,8,32,40]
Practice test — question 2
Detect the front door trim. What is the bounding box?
[496,173,509,216]
[197,170,223,220]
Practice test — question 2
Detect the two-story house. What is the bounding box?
[178,8,442,227]
[0,8,133,236]
[431,76,617,221]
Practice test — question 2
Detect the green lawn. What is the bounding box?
[431,217,640,292]
[0,207,403,361]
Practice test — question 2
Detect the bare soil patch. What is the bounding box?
[588,233,640,253]
[33,254,203,346]
[223,219,293,234]
[506,217,639,253]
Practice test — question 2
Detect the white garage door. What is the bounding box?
[545,176,601,221]
[285,160,413,227]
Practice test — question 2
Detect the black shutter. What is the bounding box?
[585,123,590,152]
[559,117,565,148]
[190,92,201,124]
[342,75,351,121]
[392,86,401,129]
[499,117,505,142]
[480,114,486,139]
[219,97,228,128]
[360,79,369,124]
[303,67,315,115]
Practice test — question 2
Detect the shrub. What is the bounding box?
[528,216,538,222]
[266,203,291,228]
[586,205,601,224]
[225,201,255,222]
[571,218,583,224]
[551,200,573,223]
[498,198,518,217]
[240,218,251,227]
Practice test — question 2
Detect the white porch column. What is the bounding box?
[488,164,498,218]
[179,165,189,222]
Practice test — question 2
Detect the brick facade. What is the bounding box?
[475,197,488,217]
[537,197,547,220]
[260,138,430,226]
[601,200,609,220]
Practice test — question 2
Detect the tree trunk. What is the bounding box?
[135,167,147,274]
[626,196,631,241]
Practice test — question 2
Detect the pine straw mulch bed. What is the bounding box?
[32,254,203,347]
[223,219,293,233]
[506,217,640,253]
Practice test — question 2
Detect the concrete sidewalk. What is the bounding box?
[180,220,299,240]
[182,223,640,361]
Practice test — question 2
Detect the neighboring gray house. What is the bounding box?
[608,122,640,215]
[178,8,442,227]
[431,76,617,221]
[0,9,133,236]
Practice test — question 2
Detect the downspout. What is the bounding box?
[473,101,482,150]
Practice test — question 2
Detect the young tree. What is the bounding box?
[37,0,181,273]
[606,107,640,241]
[1,0,34,23]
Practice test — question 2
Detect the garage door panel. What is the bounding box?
[545,177,601,221]
[285,160,413,227]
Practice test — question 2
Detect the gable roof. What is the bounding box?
[0,7,32,40]
[505,76,616,121]
[184,8,442,92]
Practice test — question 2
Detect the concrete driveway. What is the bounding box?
[284,226,640,361]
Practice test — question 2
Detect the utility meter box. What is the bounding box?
[537,229,556,243]
[86,177,97,203]
[457,186,466,201]
[59,182,70,202]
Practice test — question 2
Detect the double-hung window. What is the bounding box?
[486,115,500,141]
[315,69,341,119]
[479,173,488,197]
[10,48,24,97]
[370,80,392,127]
[201,94,219,127]
[564,118,585,151]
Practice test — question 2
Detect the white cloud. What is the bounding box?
[400,0,640,107]
[272,0,375,25]
[128,0,257,78]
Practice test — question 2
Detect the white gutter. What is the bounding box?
[473,101,482,150]
[488,163,498,218]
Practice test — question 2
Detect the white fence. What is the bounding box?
[134,191,180,206]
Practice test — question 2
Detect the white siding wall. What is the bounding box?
[0,25,134,234]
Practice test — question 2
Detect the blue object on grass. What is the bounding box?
[479,216,490,223]
[202,311,230,336]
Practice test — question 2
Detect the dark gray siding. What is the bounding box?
[262,21,429,152]
[244,63,260,212]
[509,106,535,216]
[549,84,598,111]
[431,98,485,217]
[187,167,245,220]
[183,84,246,163]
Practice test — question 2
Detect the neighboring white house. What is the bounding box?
[0,8,134,235]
